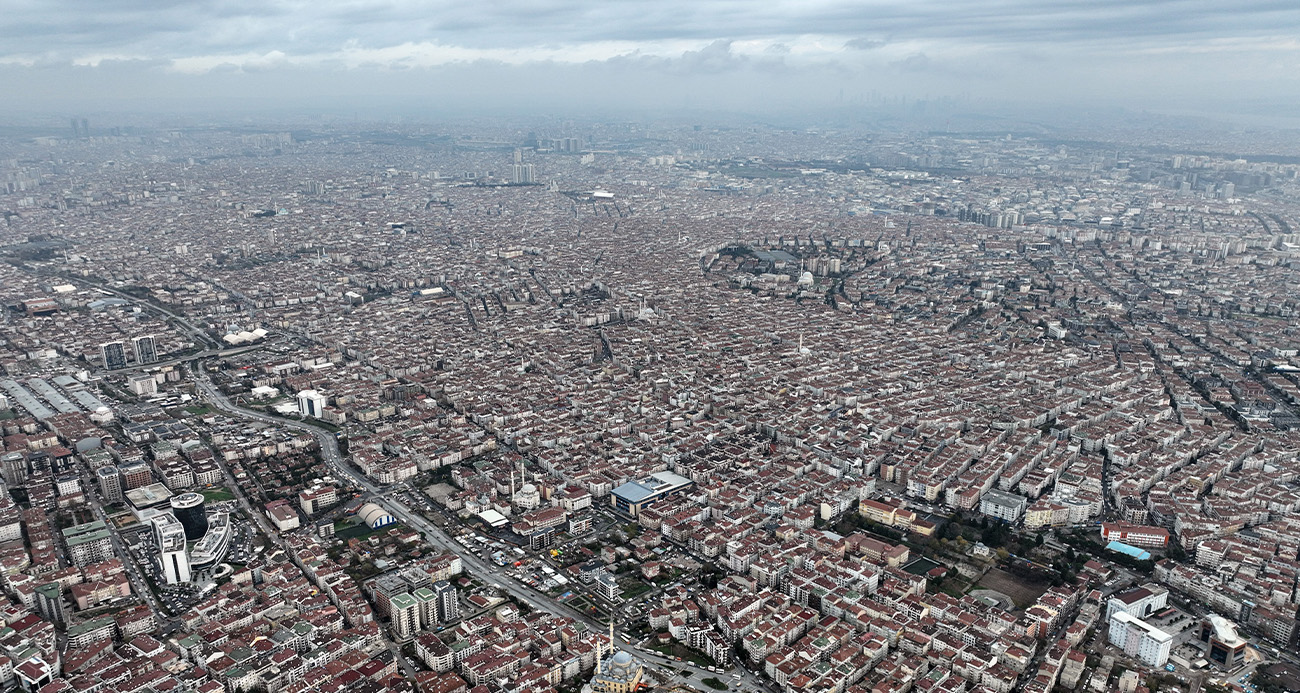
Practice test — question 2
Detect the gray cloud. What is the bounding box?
[0,0,1296,121]
[893,52,931,72]
[845,38,886,51]
[3,0,1297,61]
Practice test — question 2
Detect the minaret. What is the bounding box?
[606,620,615,667]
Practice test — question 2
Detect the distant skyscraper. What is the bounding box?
[511,163,536,185]
[80,118,89,138]
[132,335,158,364]
[153,513,191,584]
[101,341,127,370]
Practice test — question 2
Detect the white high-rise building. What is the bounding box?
[297,390,327,418]
[132,335,158,364]
[153,513,191,584]
[1108,611,1172,667]
[389,592,420,641]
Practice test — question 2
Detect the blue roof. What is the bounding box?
[1106,541,1151,560]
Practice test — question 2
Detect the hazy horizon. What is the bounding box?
[3,1,1299,128]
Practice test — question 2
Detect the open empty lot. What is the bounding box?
[975,568,1049,609]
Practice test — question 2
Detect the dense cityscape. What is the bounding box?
[0,116,1299,693]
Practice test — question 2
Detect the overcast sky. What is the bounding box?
[2,0,1298,122]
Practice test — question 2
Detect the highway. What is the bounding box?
[192,366,346,469]
[112,343,265,375]
[71,277,222,351]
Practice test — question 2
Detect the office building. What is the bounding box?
[132,335,158,364]
[1199,615,1248,669]
[594,570,621,602]
[101,341,128,370]
[434,579,459,623]
[189,512,231,574]
[372,567,435,619]
[153,513,191,584]
[169,492,208,540]
[297,390,327,418]
[316,519,335,538]
[1108,611,1172,667]
[56,474,80,497]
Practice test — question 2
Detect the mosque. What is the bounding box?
[590,625,646,693]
